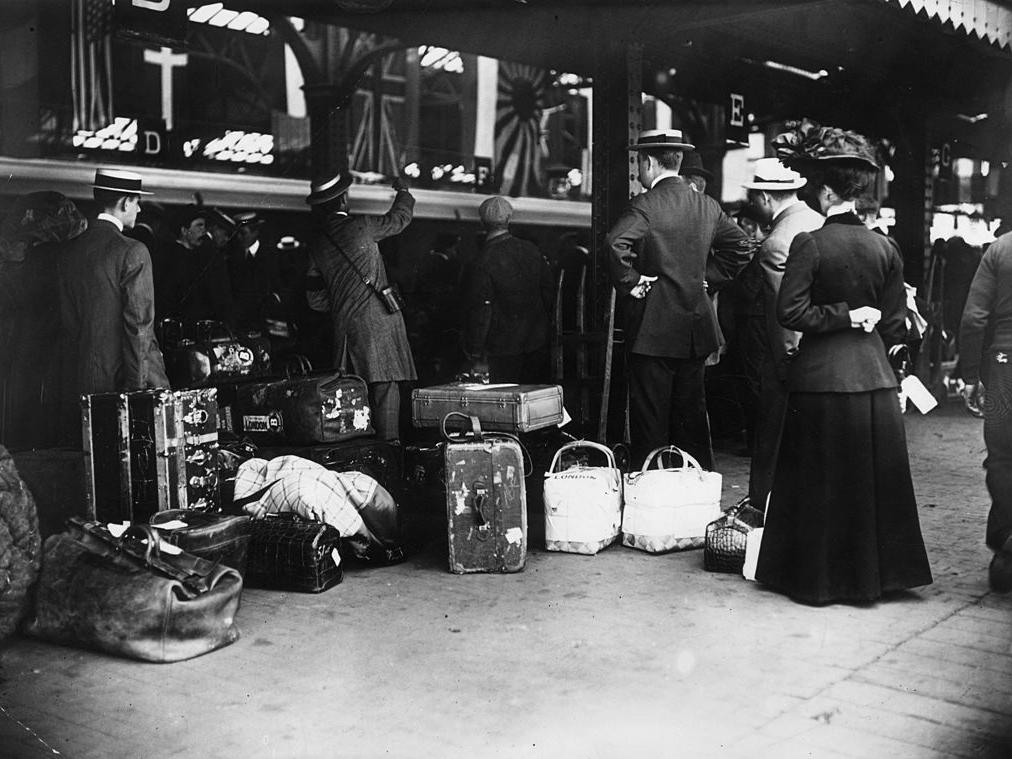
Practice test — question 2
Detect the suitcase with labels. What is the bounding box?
[214,372,373,446]
[443,413,527,574]
[412,382,563,433]
[82,389,221,524]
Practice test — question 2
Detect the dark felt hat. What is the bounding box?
[233,211,264,228]
[680,151,714,182]
[305,173,354,206]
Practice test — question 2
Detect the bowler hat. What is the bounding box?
[628,129,695,151]
[680,152,714,182]
[743,158,806,191]
[306,173,353,206]
[93,168,153,195]
[478,196,513,226]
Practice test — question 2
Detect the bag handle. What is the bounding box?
[548,440,617,474]
[195,319,236,343]
[283,354,314,379]
[121,524,163,564]
[441,411,482,442]
[639,445,704,476]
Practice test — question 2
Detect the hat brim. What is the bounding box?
[743,179,807,191]
[93,184,153,195]
[682,169,715,182]
[306,175,354,206]
[628,141,695,151]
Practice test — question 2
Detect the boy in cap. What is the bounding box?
[306,172,416,441]
[608,129,753,469]
[463,195,554,383]
[57,169,169,440]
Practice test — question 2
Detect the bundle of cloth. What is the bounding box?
[233,455,405,564]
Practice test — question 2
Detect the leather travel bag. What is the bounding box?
[24,518,242,663]
[218,369,373,446]
[245,513,344,593]
[162,319,270,390]
[150,509,252,577]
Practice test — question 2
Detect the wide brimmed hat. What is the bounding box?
[743,158,806,191]
[305,173,353,206]
[773,118,880,170]
[628,129,695,151]
[93,169,153,195]
[680,151,714,182]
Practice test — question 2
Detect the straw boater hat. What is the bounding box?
[276,235,303,251]
[305,173,354,206]
[742,158,807,191]
[93,169,153,195]
[628,129,695,151]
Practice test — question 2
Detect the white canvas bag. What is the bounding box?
[543,440,623,555]
[622,446,722,553]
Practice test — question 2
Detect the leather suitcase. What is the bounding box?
[412,383,564,433]
[82,389,221,523]
[161,320,271,390]
[215,372,373,446]
[443,414,527,574]
[258,439,403,500]
[150,509,252,577]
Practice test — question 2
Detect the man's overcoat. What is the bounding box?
[310,192,417,382]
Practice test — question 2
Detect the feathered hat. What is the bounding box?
[772,118,880,171]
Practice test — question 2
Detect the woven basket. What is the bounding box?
[703,500,765,573]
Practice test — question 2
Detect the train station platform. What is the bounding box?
[1,401,1009,758]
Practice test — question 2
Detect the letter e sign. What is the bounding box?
[729,93,745,128]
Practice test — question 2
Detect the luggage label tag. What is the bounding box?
[243,411,284,434]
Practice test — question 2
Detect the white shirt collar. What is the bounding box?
[650,170,682,189]
[97,212,123,231]
[247,239,261,257]
[825,201,857,218]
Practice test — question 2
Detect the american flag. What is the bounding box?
[71,0,113,132]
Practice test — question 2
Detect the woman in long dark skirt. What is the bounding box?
[755,121,933,605]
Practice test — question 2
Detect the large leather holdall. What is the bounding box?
[543,440,623,555]
[215,371,373,446]
[24,518,242,662]
[161,320,271,390]
[150,509,252,577]
[443,413,527,574]
[412,382,563,433]
[81,388,221,524]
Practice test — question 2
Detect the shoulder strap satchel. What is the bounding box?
[322,227,389,304]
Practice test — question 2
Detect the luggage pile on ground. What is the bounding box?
[4,377,751,663]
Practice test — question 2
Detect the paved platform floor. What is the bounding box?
[1,402,1010,758]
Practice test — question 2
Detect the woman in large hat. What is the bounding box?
[754,120,933,604]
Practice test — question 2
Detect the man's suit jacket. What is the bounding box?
[758,201,825,364]
[57,218,169,397]
[778,213,906,393]
[227,239,281,329]
[608,176,753,359]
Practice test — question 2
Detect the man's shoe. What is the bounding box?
[988,549,1012,593]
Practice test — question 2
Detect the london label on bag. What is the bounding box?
[243,412,285,435]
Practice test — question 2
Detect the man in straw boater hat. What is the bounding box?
[608,129,753,470]
[741,157,824,510]
[56,168,169,440]
[306,172,416,441]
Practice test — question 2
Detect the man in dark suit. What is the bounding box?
[307,172,416,441]
[463,196,554,384]
[227,211,282,331]
[608,129,753,469]
[57,169,169,439]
